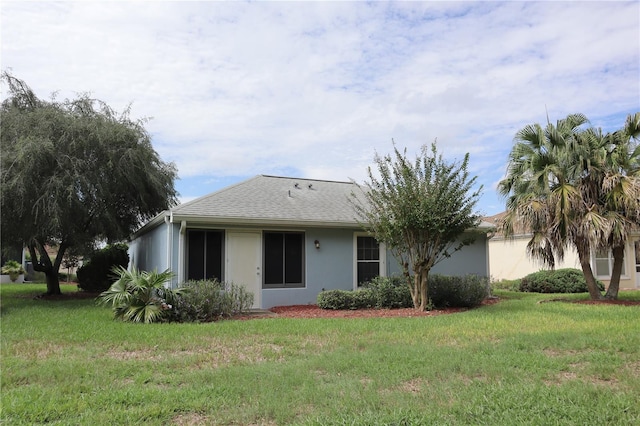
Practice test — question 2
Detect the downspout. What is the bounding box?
[165,216,173,286]
[178,220,187,284]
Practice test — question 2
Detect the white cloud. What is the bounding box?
[2,1,638,214]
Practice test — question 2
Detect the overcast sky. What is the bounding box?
[2,1,638,215]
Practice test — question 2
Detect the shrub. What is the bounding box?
[318,274,488,310]
[174,279,254,322]
[317,289,351,310]
[363,275,413,308]
[1,260,25,281]
[428,274,489,308]
[97,267,182,323]
[77,243,129,292]
[317,289,376,310]
[519,268,605,293]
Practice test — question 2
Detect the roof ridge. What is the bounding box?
[260,174,354,185]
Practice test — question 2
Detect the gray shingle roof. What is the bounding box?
[171,175,362,227]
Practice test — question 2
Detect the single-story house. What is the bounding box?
[484,211,640,289]
[130,175,493,308]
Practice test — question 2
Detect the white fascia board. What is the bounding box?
[169,215,361,229]
[170,215,495,232]
[130,211,170,239]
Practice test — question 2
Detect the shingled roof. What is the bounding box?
[169,175,361,227]
[134,174,495,237]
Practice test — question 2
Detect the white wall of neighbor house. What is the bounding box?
[489,235,640,290]
[488,236,581,281]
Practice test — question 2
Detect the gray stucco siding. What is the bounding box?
[129,221,169,273]
[384,232,489,277]
[431,233,488,276]
[262,227,357,308]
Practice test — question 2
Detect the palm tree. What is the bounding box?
[598,113,640,299]
[97,266,184,323]
[500,112,640,300]
[498,113,605,300]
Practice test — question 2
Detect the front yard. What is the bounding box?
[1,284,639,425]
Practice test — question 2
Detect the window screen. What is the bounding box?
[187,230,224,281]
[264,232,304,288]
[357,236,380,284]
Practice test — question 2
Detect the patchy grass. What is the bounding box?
[2,284,639,425]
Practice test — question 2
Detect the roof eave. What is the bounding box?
[170,214,362,229]
[130,211,170,239]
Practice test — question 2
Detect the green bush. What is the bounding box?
[318,274,488,310]
[519,268,605,293]
[1,260,25,281]
[77,244,129,292]
[362,275,413,308]
[317,289,376,310]
[428,274,489,308]
[317,289,351,310]
[174,279,254,322]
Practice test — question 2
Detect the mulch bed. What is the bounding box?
[570,299,640,306]
[241,298,502,320]
[30,288,639,320]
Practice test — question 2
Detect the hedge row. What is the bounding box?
[317,274,489,310]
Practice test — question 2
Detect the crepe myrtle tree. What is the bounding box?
[352,142,483,311]
[0,71,178,295]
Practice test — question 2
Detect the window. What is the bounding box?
[263,232,304,288]
[187,230,224,281]
[356,236,380,285]
[594,248,626,278]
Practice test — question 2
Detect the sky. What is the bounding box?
[2,1,639,216]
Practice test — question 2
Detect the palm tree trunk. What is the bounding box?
[605,245,624,300]
[577,248,603,300]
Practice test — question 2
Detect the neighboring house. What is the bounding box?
[130,175,493,309]
[484,212,640,289]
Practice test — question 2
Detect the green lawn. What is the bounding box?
[1,284,639,425]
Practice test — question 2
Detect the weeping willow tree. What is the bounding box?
[1,72,178,295]
[352,142,482,311]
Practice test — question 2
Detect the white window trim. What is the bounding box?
[593,248,629,280]
[353,232,386,290]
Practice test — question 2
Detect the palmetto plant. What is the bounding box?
[97,266,184,323]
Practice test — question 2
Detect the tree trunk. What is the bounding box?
[411,273,420,309]
[45,270,62,295]
[605,244,624,300]
[577,247,603,300]
[418,269,429,311]
[28,239,63,295]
